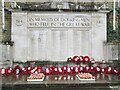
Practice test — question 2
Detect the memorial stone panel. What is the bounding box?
[12,12,107,61]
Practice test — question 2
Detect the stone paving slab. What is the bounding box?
[1,73,120,90]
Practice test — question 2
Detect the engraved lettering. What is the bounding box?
[27,14,91,28]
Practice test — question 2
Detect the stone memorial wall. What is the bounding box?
[11,11,107,62]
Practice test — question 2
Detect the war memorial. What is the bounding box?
[0,0,120,90]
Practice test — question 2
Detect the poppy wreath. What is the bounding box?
[29,66,43,74]
[74,66,80,73]
[88,66,95,73]
[67,57,73,62]
[66,67,73,74]
[37,66,43,73]
[69,66,74,74]
[94,66,102,73]
[6,67,13,75]
[30,66,40,74]
[26,66,33,74]
[13,65,22,75]
[79,66,85,72]
[51,66,59,75]
[105,66,114,74]
[0,65,120,76]
[58,67,64,74]
[61,66,68,74]
[79,56,84,62]
[83,56,90,62]
[44,67,51,75]
[0,68,7,75]
[113,68,119,75]
[72,56,80,62]
[101,68,107,74]
[71,55,90,62]
[84,66,91,73]
[21,66,28,74]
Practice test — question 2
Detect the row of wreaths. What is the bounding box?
[67,56,99,63]
[0,65,120,76]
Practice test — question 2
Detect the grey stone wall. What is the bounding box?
[103,43,120,61]
[2,11,11,42]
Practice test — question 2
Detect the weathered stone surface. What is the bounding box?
[1,73,120,90]
[0,45,12,61]
[11,11,108,62]
[103,43,120,61]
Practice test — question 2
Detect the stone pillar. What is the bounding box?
[11,12,28,62]
[91,11,108,61]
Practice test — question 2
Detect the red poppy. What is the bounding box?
[83,56,90,62]
[6,67,13,75]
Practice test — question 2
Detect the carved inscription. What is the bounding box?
[27,14,91,28]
